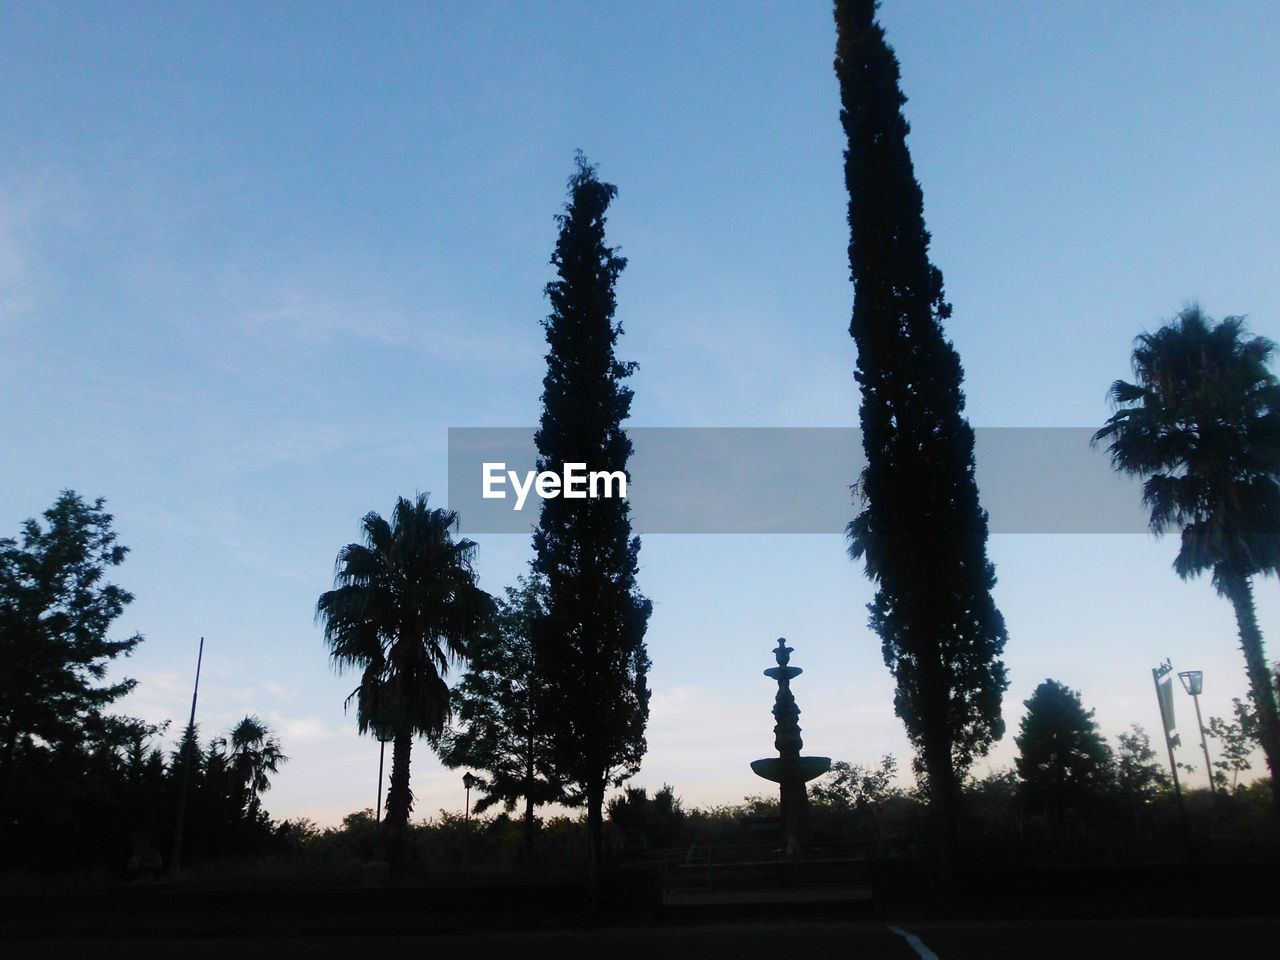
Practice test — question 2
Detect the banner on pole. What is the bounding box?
[1157,675,1176,733]
[1153,659,1177,737]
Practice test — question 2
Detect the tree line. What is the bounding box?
[4,0,1278,887]
[0,492,291,874]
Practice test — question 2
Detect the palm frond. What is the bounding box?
[1097,306,1280,583]
[318,493,494,743]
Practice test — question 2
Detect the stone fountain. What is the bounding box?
[750,637,830,854]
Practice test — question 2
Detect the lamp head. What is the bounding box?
[1177,670,1203,696]
[370,716,396,743]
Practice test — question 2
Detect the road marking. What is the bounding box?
[888,924,940,960]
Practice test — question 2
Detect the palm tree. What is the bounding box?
[1093,306,1280,814]
[226,715,286,821]
[316,494,493,868]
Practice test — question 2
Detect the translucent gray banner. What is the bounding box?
[446,427,1149,534]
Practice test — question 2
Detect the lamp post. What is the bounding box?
[370,716,396,827]
[1178,670,1216,795]
[463,772,478,820]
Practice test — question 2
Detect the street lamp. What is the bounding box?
[370,716,396,827]
[462,772,478,820]
[1178,670,1216,794]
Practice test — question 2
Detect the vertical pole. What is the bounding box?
[1153,665,1191,859]
[465,783,471,820]
[1192,692,1215,794]
[170,636,204,875]
[375,740,386,827]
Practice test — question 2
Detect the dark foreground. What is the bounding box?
[7,919,1280,959]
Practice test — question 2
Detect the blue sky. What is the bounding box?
[3,1,1278,825]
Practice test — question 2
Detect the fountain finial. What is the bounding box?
[773,637,792,666]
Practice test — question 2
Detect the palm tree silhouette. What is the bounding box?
[226,715,286,821]
[316,494,493,869]
[1094,306,1280,814]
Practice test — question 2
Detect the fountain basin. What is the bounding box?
[750,756,831,784]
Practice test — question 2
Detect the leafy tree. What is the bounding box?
[0,491,291,873]
[962,768,1022,842]
[1114,724,1170,832]
[811,755,901,810]
[1093,306,1280,814]
[1015,679,1113,823]
[1207,716,1250,792]
[811,755,902,838]
[1208,693,1268,792]
[1114,724,1170,801]
[439,576,571,860]
[833,0,1009,872]
[531,154,652,882]
[317,494,493,870]
[607,784,686,852]
[0,491,142,832]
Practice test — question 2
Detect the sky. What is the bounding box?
[2,1,1279,826]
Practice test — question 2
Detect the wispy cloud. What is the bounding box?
[226,286,536,364]
[0,202,32,327]
[265,710,334,744]
[0,171,72,333]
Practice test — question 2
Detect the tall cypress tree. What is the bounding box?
[531,154,651,881]
[833,0,1009,869]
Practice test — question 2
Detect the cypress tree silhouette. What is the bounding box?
[531,153,651,887]
[833,0,1009,875]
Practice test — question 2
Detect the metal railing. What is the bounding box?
[637,840,884,896]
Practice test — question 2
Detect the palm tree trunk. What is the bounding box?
[382,727,414,872]
[1222,572,1280,816]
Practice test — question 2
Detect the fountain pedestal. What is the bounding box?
[750,638,830,854]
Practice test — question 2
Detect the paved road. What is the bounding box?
[7,918,1277,959]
